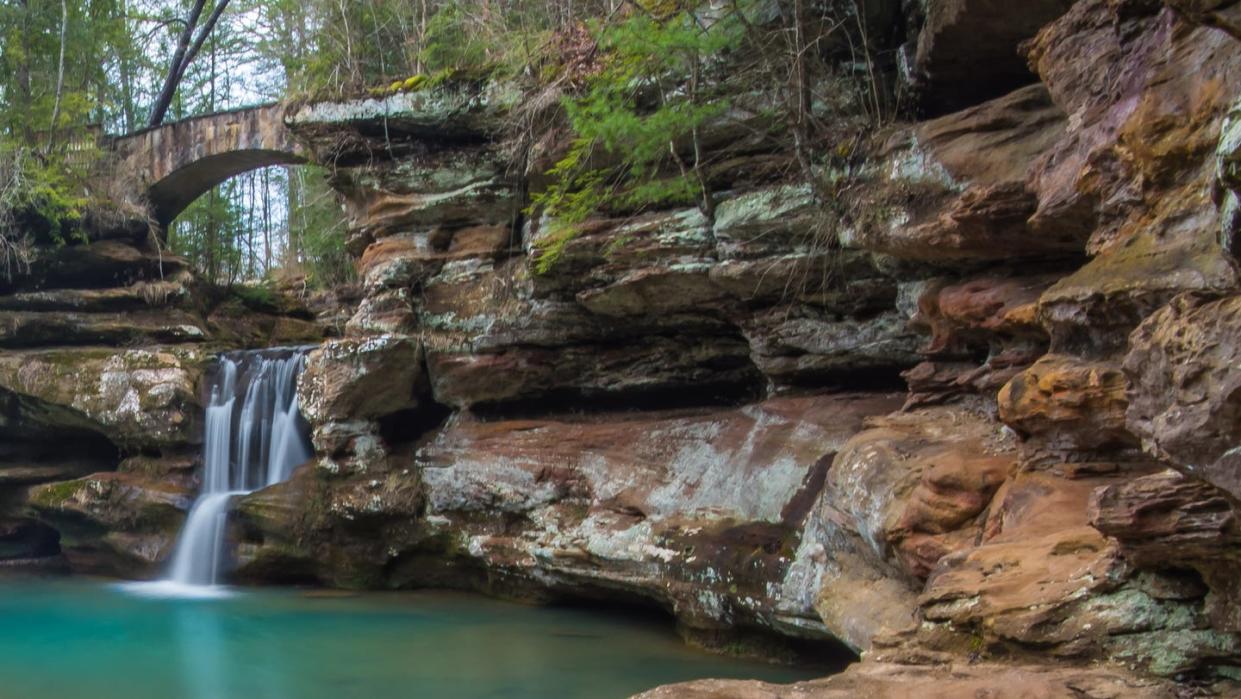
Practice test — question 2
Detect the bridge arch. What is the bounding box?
[113,103,307,226]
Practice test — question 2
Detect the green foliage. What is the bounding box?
[229,282,279,312]
[20,160,87,245]
[419,5,492,77]
[0,141,88,248]
[367,69,456,98]
[0,0,134,134]
[169,184,247,284]
[298,211,354,289]
[530,8,745,272]
[290,166,355,289]
[167,165,353,293]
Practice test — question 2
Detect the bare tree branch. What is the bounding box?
[147,0,234,127]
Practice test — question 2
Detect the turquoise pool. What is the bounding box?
[0,580,823,698]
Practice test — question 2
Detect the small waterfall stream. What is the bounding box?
[139,349,312,595]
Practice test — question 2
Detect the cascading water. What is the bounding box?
[136,349,312,595]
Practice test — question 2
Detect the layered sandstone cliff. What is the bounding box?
[261,0,1241,691]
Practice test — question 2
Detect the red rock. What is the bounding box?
[630,661,1178,698]
[1090,468,1241,630]
[854,86,1069,264]
[998,355,1134,456]
[916,275,1053,357]
[1091,469,1239,563]
[1024,1,1239,349]
[823,402,1018,582]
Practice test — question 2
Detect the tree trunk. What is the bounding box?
[148,0,207,127]
[48,0,68,136]
[147,0,233,127]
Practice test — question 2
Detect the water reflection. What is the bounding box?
[175,603,228,699]
[174,599,297,699]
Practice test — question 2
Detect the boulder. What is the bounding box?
[998,355,1135,457]
[298,335,427,426]
[1124,292,1241,500]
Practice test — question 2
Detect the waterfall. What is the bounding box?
[138,349,313,595]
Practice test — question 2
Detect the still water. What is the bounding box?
[0,580,820,699]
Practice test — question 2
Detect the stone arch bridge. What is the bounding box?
[111,103,305,226]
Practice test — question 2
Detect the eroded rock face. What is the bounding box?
[823,403,1016,582]
[238,393,904,651]
[1125,292,1241,499]
[631,661,1179,699]
[998,354,1134,458]
[910,0,1076,114]
[1090,469,1241,631]
[27,471,191,577]
[875,460,1241,676]
[299,336,426,426]
[1027,0,1240,353]
[849,85,1070,265]
[267,5,1241,680]
[799,402,1017,651]
[0,347,206,450]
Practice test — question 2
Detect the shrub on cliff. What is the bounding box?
[530,6,746,273]
[0,141,93,277]
[526,1,898,273]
